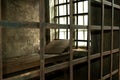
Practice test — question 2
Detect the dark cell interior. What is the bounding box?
[0,0,120,80]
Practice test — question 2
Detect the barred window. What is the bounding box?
[50,0,88,47]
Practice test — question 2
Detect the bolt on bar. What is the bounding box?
[39,0,46,80]
[110,0,114,79]
[88,0,91,80]
[100,0,104,79]
[70,0,74,80]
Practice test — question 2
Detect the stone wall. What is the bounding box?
[2,0,40,59]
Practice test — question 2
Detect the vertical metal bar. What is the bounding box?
[118,2,120,80]
[88,0,91,80]
[39,0,45,80]
[0,0,2,79]
[66,0,68,39]
[83,1,85,41]
[0,28,2,80]
[58,0,60,39]
[70,0,74,80]
[110,0,114,80]
[76,1,78,48]
[54,0,57,39]
[100,0,104,79]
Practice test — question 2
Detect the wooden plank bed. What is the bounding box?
[3,39,87,79]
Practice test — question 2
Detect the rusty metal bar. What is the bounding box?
[0,0,2,79]
[88,0,91,80]
[100,0,104,79]
[110,0,114,79]
[39,0,46,80]
[70,0,74,80]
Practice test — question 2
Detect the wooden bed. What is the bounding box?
[3,40,87,77]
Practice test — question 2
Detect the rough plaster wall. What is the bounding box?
[2,0,40,59]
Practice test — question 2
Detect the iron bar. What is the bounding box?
[119,8,120,80]
[76,0,78,48]
[0,21,119,30]
[110,0,114,79]
[70,0,74,80]
[100,0,104,79]
[39,0,46,80]
[88,0,91,79]
[58,0,60,39]
[66,0,68,39]
[0,0,2,79]
[93,0,120,9]
[54,0,57,39]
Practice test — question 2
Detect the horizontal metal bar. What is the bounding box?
[54,0,88,6]
[93,0,120,9]
[0,21,119,30]
[99,69,119,80]
[74,40,88,42]
[54,13,88,18]
[4,70,40,80]
[0,21,39,28]
[91,26,119,30]
[4,48,119,80]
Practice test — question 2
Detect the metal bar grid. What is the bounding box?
[88,0,91,80]
[1,48,119,80]
[0,0,119,80]
[39,0,45,80]
[93,0,120,9]
[99,69,119,80]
